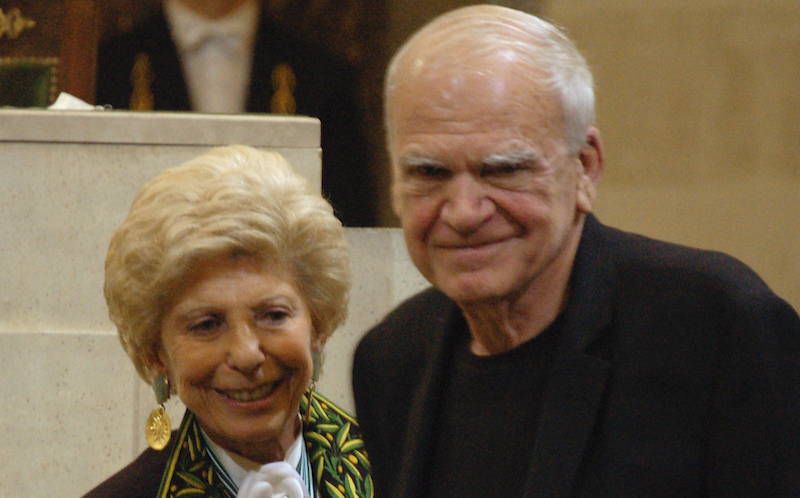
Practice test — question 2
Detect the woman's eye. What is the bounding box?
[256,309,290,327]
[189,316,223,334]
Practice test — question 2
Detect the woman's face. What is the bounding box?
[155,254,322,463]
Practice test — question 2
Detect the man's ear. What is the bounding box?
[576,126,604,214]
[390,171,405,222]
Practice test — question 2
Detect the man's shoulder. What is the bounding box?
[590,218,789,311]
[354,287,453,365]
[256,13,356,75]
[385,286,453,317]
[98,7,168,54]
[96,7,172,97]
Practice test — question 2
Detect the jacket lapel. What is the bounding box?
[246,9,276,113]
[146,9,193,111]
[524,215,617,497]
[523,349,610,497]
[391,305,465,498]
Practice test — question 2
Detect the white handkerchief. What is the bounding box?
[238,461,310,498]
[48,93,106,110]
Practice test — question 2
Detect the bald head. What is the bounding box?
[385,5,595,155]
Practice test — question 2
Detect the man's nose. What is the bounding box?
[440,174,493,231]
[227,321,265,374]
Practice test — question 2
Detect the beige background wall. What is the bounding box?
[546,0,799,310]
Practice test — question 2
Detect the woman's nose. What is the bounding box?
[227,322,265,374]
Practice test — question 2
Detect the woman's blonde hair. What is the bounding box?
[104,145,350,382]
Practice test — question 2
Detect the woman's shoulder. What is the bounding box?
[303,391,365,445]
[81,439,174,497]
[303,391,374,496]
[305,391,358,425]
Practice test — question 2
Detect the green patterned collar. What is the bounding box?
[156,391,374,498]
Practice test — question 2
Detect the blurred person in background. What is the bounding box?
[96,0,378,227]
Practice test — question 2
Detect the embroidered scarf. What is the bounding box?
[155,391,374,498]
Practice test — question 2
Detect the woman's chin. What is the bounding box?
[194,381,301,458]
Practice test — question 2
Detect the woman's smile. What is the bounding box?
[217,379,282,403]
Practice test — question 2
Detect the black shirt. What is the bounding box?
[427,315,563,497]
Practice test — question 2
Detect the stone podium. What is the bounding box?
[0,109,427,495]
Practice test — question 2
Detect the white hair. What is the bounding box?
[385,4,595,154]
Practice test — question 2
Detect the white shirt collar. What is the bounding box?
[164,0,259,55]
[202,429,305,489]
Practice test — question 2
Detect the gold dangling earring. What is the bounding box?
[304,351,322,424]
[145,375,171,450]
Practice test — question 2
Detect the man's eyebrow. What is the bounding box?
[398,154,444,170]
[483,149,542,166]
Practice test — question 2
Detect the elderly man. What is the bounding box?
[352,5,800,497]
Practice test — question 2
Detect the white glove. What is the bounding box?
[237,461,310,498]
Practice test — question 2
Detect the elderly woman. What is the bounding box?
[84,145,373,498]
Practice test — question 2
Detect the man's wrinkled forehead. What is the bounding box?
[386,33,555,134]
[387,55,561,140]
